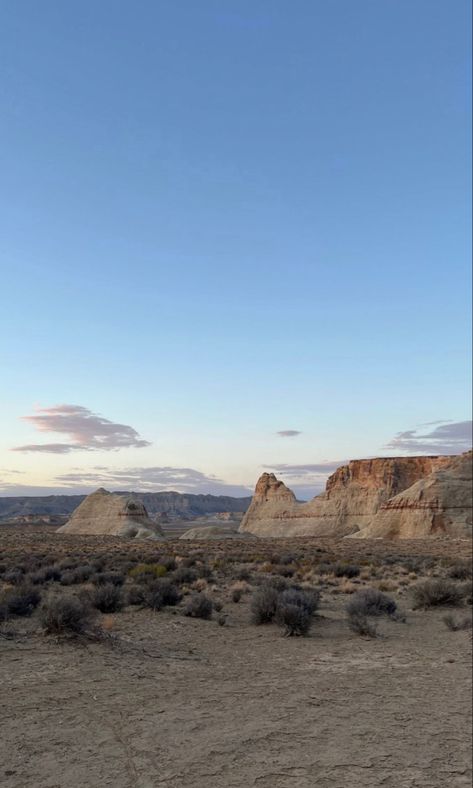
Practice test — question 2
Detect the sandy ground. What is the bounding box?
[0,531,471,788]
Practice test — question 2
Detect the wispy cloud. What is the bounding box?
[51,466,252,497]
[385,420,472,455]
[11,404,151,453]
[276,430,302,438]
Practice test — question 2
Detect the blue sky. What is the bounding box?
[1,0,471,499]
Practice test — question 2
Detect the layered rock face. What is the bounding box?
[353,451,472,539]
[57,488,165,540]
[239,455,470,538]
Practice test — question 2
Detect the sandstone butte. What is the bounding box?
[57,488,166,540]
[239,452,473,539]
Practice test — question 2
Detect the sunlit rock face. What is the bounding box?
[57,488,166,540]
[352,451,472,539]
[239,454,471,538]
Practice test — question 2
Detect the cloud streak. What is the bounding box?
[12,404,151,453]
[276,430,302,438]
[385,420,472,455]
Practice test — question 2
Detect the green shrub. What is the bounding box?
[128,563,167,580]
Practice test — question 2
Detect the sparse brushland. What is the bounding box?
[0,526,471,787]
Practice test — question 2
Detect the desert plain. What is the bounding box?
[0,523,471,788]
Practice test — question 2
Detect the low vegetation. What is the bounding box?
[40,596,97,637]
[412,579,465,609]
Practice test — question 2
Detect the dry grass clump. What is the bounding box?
[442,613,472,631]
[347,613,378,638]
[412,579,465,609]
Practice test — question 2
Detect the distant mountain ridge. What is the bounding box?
[0,491,252,521]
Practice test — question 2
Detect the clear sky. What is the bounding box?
[1,0,471,499]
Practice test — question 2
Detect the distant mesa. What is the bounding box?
[57,488,166,540]
[240,452,472,539]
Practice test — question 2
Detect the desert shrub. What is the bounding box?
[231,588,242,603]
[183,593,213,620]
[251,587,279,624]
[461,580,473,606]
[448,562,472,581]
[60,565,95,585]
[217,613,226,626]
[0,586,41,618]
[92,571,125,587]
[214,600,223,612]
[235,567,252,582]
[3,569,25,585]
[317,562,335,576]
[40,596,95,636]
[270,564,295,578]
[347,613,378,637]
[127,585,147,606]
[196,563,213,580]
[172,566,198,585]
[128,563,167,581]
[258,575,290,592]
[333,563,360,579]
[29,566,62,585]
[346,588,397,618]
[181,556,196,568]
[89,584,124,613]
[412,579,464,609]
[275,600,311,636]
[57,557,77,571]
[160,556,177,572]
[278,588,320,615]
[145,580,181,611]
[442,613,472,631]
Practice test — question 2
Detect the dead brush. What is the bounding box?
[442,613,473,632]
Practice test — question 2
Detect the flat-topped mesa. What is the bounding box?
[325,456,450,497]
[240,454,471,538]
[352,451,472,539]
[57,488,166,540]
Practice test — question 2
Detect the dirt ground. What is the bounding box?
[1,529,472,788]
